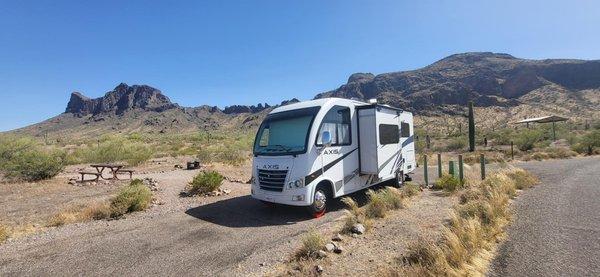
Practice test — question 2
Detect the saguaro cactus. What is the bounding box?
[468,101,475,152]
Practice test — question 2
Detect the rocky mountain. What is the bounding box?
[9,52,599,138]
[66,83,179,116]
[315,52,600,116]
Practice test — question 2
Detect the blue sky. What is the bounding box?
[1,0,599,131]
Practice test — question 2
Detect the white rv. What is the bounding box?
[251,98,415,217]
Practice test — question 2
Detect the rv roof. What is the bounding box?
[270,98,366,114]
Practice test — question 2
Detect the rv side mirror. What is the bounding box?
[321,131,332,147]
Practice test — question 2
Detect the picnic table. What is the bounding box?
[89,164,133,180]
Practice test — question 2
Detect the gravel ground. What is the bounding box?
[489,156,600,276]
[2,156,598,276]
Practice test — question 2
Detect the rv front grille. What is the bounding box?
[258,169,288,192]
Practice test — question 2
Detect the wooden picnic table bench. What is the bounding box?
[89,164,133,180]
[79,171,102,182]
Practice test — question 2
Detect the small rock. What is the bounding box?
[324,243,335,252]
[259,262,267,267]
[351,223,366,235]
[316,250,327,259]
[315,265,324,274]
[333,246,343,254]
[222,188,231,195]
[331,234,343,242]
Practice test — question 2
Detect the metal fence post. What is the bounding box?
[458,154,464,183]
[480,153,486,180]
[423,155,429,187]
[437,153,442,178]
[449,161,455,177]
[511,141,514,160]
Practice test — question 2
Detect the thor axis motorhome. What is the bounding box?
[251,98,415,217]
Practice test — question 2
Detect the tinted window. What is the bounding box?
[379,124,399,145]
[400,122,410,138]
[316,106,351,146]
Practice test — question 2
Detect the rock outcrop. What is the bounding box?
[65,83,179,116]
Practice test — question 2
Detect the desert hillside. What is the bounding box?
[10,52,600,138]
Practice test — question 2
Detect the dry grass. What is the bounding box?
[504,168,539,190]
[391,167,538,276]
[46,202,112,227]
[365,187,406,218]
[295,228,325,260]
[341,185,421,234]
[47,179,153,227]
[0,224,10,243]
[341,197,372,234]
[401,182,421,198]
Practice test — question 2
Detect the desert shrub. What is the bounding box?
[530,152,550,161]
[433,174,461,192]
[110,179,153,217]
[365,189,388,218]
[189,171,224,194]
[487,128,514,146]
[400,239,448,275]
[72,136,153,166]
[0,224,9,243]
[397,168,538,275]
[504,168,539,190]
[571,130,600,155]
[0,135,65,181]
[296,228,325,260]
[364,187,408,219]
[401,182,421,197]
[515,129,544,151]
[341,197,371,234]
[446,136,467,151]
[545,147,578,159]
[215,146,248,165]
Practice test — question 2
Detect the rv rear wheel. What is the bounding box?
[307,185,329,218]
[394,171,404,188]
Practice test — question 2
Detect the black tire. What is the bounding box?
[393,171,404,188]
[307,184,329,218]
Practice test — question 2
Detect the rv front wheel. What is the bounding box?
[307,185,329,218]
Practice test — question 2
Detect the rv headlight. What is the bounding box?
[287,178,305,189]
[294,179,304,188]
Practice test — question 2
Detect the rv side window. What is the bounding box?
[379,124,399,145]
[400,122,410,137]
[316,106,351,146]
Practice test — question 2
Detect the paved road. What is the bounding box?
[489,156,600,277]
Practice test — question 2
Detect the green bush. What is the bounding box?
[433,174,462,192]
[571,130,600,155]
[0,136,65,181]
[110,179,153,217]
[72,136,153,166]
[189,171,224,194]
[446,136,467,151]
[515,129,543,151]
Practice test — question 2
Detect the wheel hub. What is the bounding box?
[314,190,326,210]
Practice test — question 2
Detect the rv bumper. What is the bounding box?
[251,187,311,206]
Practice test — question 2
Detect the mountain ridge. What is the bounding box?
[10,52,600,137]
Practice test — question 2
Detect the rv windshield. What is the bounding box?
[253,107,320,155]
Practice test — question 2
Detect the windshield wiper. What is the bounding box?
[269,144,292,151]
